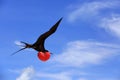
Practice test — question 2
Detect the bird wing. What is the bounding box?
[33,17,63,51]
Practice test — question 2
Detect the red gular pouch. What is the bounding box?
[37,52,51,62]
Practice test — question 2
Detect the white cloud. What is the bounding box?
[15,66,88,80]
[53,40,120,67]
[14,41,24,48]
[100,14,120,38]
[36,72,72,80]
[15,41,22,45]
[16,66,34,80]
[68,1,119,22]
[14,40,120,80]
[35,70,89,80]
[67,1,120,38]
[14,64,89,80]
[14,66,119,80]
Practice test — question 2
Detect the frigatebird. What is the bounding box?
[12,18,63,56]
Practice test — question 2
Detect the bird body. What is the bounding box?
[12,17,63,56]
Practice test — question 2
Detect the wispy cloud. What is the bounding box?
[67,1,119,22]
[15,40,120,80]
[53,40,120,67]
[100,14,120,38]
[15,66,88,80]
[67,1,120,38]
[14,41,24,46]
[36,72,72,80]
[16,66,34,80]
[15,65,119,80]
[14,39,120,80]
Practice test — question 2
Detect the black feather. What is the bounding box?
[12,17,63,55]
[33,17,63,51]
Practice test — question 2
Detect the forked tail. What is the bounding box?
[11,47,26,56]
[11,41,30,56]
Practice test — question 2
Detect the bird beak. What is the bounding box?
[11,47,26,56]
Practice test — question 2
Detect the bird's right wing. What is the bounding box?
[33,17,63,47]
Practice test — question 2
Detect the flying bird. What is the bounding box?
[12,18,63,57]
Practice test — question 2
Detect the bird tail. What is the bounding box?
[11,47,26,56]
[11,41,30,56]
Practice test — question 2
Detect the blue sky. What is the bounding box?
[0,0,120,80]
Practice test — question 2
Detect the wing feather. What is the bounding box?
[33,17,63,51]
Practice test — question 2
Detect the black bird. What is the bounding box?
[12,18,63,55]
